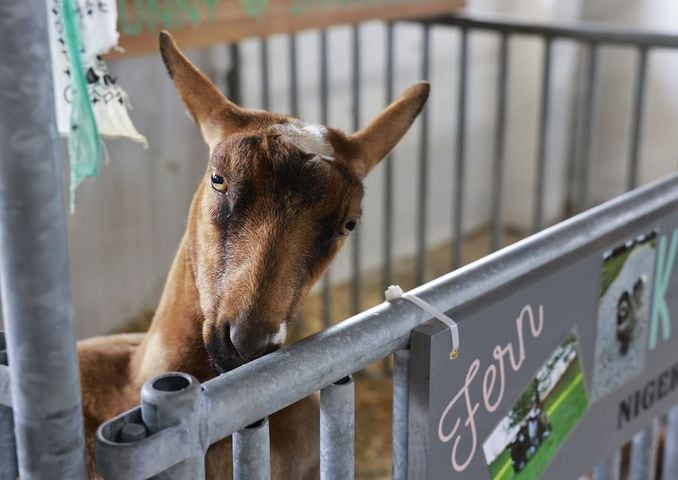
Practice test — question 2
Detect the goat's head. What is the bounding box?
[160,32,429,374]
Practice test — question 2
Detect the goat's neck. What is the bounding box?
[132,232,213,385]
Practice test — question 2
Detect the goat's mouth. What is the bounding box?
[206,328,280,375]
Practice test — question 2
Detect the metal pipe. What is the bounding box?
[233,418,271,480]
[627,47,649,191]
[629,419,659,480]
[351,25,362,315]
[0,333,17,480]
[0,2,86,478]
[383,22,396,288]
[577,42,600,212]
[0,366,11,407]
[490,32,509,252]
[141,373,205,479]
[420,13,678,49]
[416,24,431,285]
[320,29,332,328]
[289,34,299,117]
[533,37,553,233]
[320,376,355,480]
[592,449,621,480]
[260,38,270,110]
[226,43,242,105]
[663,405,678,479]
[392,350,410,480]
[453,27,469,268]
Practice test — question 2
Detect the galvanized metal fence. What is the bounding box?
[96,172,678,479]
[0,5,677,480]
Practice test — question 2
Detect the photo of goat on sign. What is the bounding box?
[482,332,588,480]
[590,231,658,402]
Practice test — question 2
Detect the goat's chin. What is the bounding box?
[206,342,281,376]
[209,354,245,376]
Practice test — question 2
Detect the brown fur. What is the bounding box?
[78,31,428,479]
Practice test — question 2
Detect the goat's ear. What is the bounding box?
[159,31,250,149]
[347,82,429,178]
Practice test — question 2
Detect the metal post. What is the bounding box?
[141,373,205,479]
[0,2,86,478]
[289,34,299,117]
[592,449,621,480]
[226,43,242,105]
[577,42,600,212]
[453,27,469,269]
[320,376,355,480]
[392,350,410,480]
[260,38,270,110]
[627,47,649,191]
[663,405,678,480]
[533,37,553,233]
[0,332,17,480]
[351,25,362,315]
[233,418,271,480]
[383,22,396,288]
[490,32,509,252]
[416,24,431,285]
[320,29,332,329]
[629,419,659,480]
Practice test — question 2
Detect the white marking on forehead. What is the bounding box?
[271,121,335,160]
[270,322,287,346]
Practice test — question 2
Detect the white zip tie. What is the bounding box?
[385,285,459,360]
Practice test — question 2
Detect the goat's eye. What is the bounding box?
[344,220,357,232]
[211,173,227,193]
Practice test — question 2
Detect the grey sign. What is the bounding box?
[409,211,678,480]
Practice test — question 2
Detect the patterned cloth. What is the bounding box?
[46,0,146,209]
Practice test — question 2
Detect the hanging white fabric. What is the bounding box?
[46,0,146,143]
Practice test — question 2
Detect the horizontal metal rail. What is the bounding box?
[419,13,678,49]
[96,172,678,478]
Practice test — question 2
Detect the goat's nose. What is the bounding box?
[229,326,272,360]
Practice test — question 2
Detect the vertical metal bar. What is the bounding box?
[453,27,469,269]
[565,47,583,216]
[577,42,600,212]
[533,37,553,233]
[233,418,271,480]
[416,24,431,285]
[0,333,17,480]
[320,376,355,480]
[226,43,242,105]
[141,373,205,479]
[320,29,332,328]
[289,34,299,117]
[351,25,362,315]
[592,449,621,480]
[260,38,270,110]
[629,419,659,480]
[0,2,87,477]
[490,32,509,252]
[627,47,649,191]
[383,22,396,288]
[392,350,410,480]
[663,405,678,479]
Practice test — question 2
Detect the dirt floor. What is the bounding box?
[118,228,525,479]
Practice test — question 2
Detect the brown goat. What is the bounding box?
[77,31,429,478]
